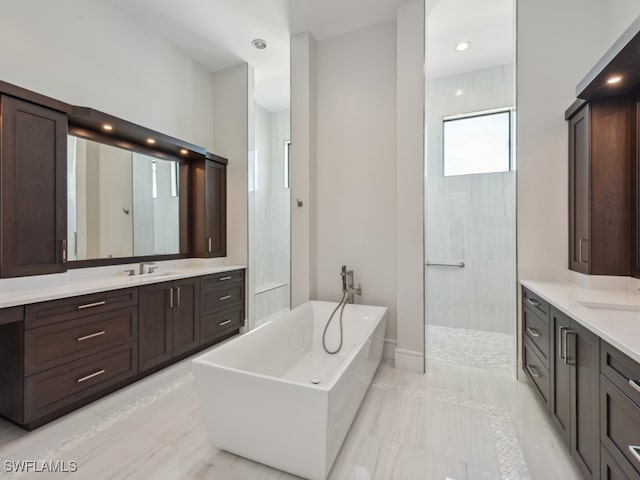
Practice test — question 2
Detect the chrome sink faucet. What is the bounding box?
[139,262,156,274]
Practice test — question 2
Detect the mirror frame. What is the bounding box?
[66,126,192,269]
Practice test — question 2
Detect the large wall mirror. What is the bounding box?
[67,135,186,263]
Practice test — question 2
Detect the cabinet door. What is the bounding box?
[172,277,200,357]
[551,307,572,447]
[0,96,67,277]
[139,282,172,371]
[205,160,226,257]
[569,104,590,274]
[569,320,600,480]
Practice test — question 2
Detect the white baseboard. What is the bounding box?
[383,338,397,360]
[394,348,424,373]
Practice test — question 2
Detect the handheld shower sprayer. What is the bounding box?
[322,265,362,354]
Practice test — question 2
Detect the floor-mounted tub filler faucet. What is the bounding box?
[323,265,362,355]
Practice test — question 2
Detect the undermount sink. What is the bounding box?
[578,300,640,312]
[127,271,179,280]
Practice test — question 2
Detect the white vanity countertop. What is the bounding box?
[520,278,640,364]
[0,259,245,310]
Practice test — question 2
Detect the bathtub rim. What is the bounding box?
[192,300,388,392]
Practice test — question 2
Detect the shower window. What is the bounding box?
[443,108,513,176]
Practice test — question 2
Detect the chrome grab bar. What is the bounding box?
[426,261,465,268]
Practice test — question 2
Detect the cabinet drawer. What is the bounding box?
[201,305,244,344]
[201,269,244,290]
[524,340,550,406]
[602,444,638,480]
[25,307,138,376]
[601,376,640,479]
[24,341,137,423]
[602,341,640,407]
[523,306,550,365]
[522,287,549,320]
[26,288,138,329]
[201,283,244,316]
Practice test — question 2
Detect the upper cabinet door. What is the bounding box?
[205,160,226,258]
[569,104,590,274]
[568,99,631,276]
[0,95,67,277]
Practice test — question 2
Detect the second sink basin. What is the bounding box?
[578,300,640,312]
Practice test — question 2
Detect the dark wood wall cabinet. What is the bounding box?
[192,155,227,258]
[0,80,228,277]
[522,287,640,480]
[567,99,632,276]
[567,17,640,277]
[0,269,244,430]
[0,95,67,278]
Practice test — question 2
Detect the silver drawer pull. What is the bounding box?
[219,276,232,281]
[526,298,540,307]
[77,369,105,383]
[78,301,106,310]
[526,365,541,378]
[219,320,232,327]
[77,331,106,342]
[526,327,541,338]
[629,445,640,464]
[219,295,232,301]
[630,379,640,394]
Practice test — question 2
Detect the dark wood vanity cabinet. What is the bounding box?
[600,342,640,480]
[138,277,200,371]
[549,306,600,480]
[0,95,67,277]
[568,98,632,276]
[200,270,245,344]
[522,289,601,480]
[192,157,227,258]
[0,269,244,429]
[522,289,551,408]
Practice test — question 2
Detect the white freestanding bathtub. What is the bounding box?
[192,300,387,480]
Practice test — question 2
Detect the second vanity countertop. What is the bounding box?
[0,259,246,310]
[521,278,640,365]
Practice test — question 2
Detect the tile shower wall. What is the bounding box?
[426,64,516,334]
[252,104,291,324]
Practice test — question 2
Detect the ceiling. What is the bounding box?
[108,0,514,111]
[426,0,514,79]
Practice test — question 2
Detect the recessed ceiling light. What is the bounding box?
[252,38,267,50]
[455,41,470,52]
[147,138,156,145]
[180,148,188,155]
[455,89,464,96]
[607,75,622,84]
[103,124,113,131]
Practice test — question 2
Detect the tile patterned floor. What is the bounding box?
[426,325,515,375]
[0,349,581,479]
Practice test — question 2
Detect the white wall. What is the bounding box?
[290,33,317,308]
[517,0,640,280]
[210,64,251,268]
[290,2,425,369]
[0,0,217,152]
[395,0,426,370]
[313,20,398,342]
